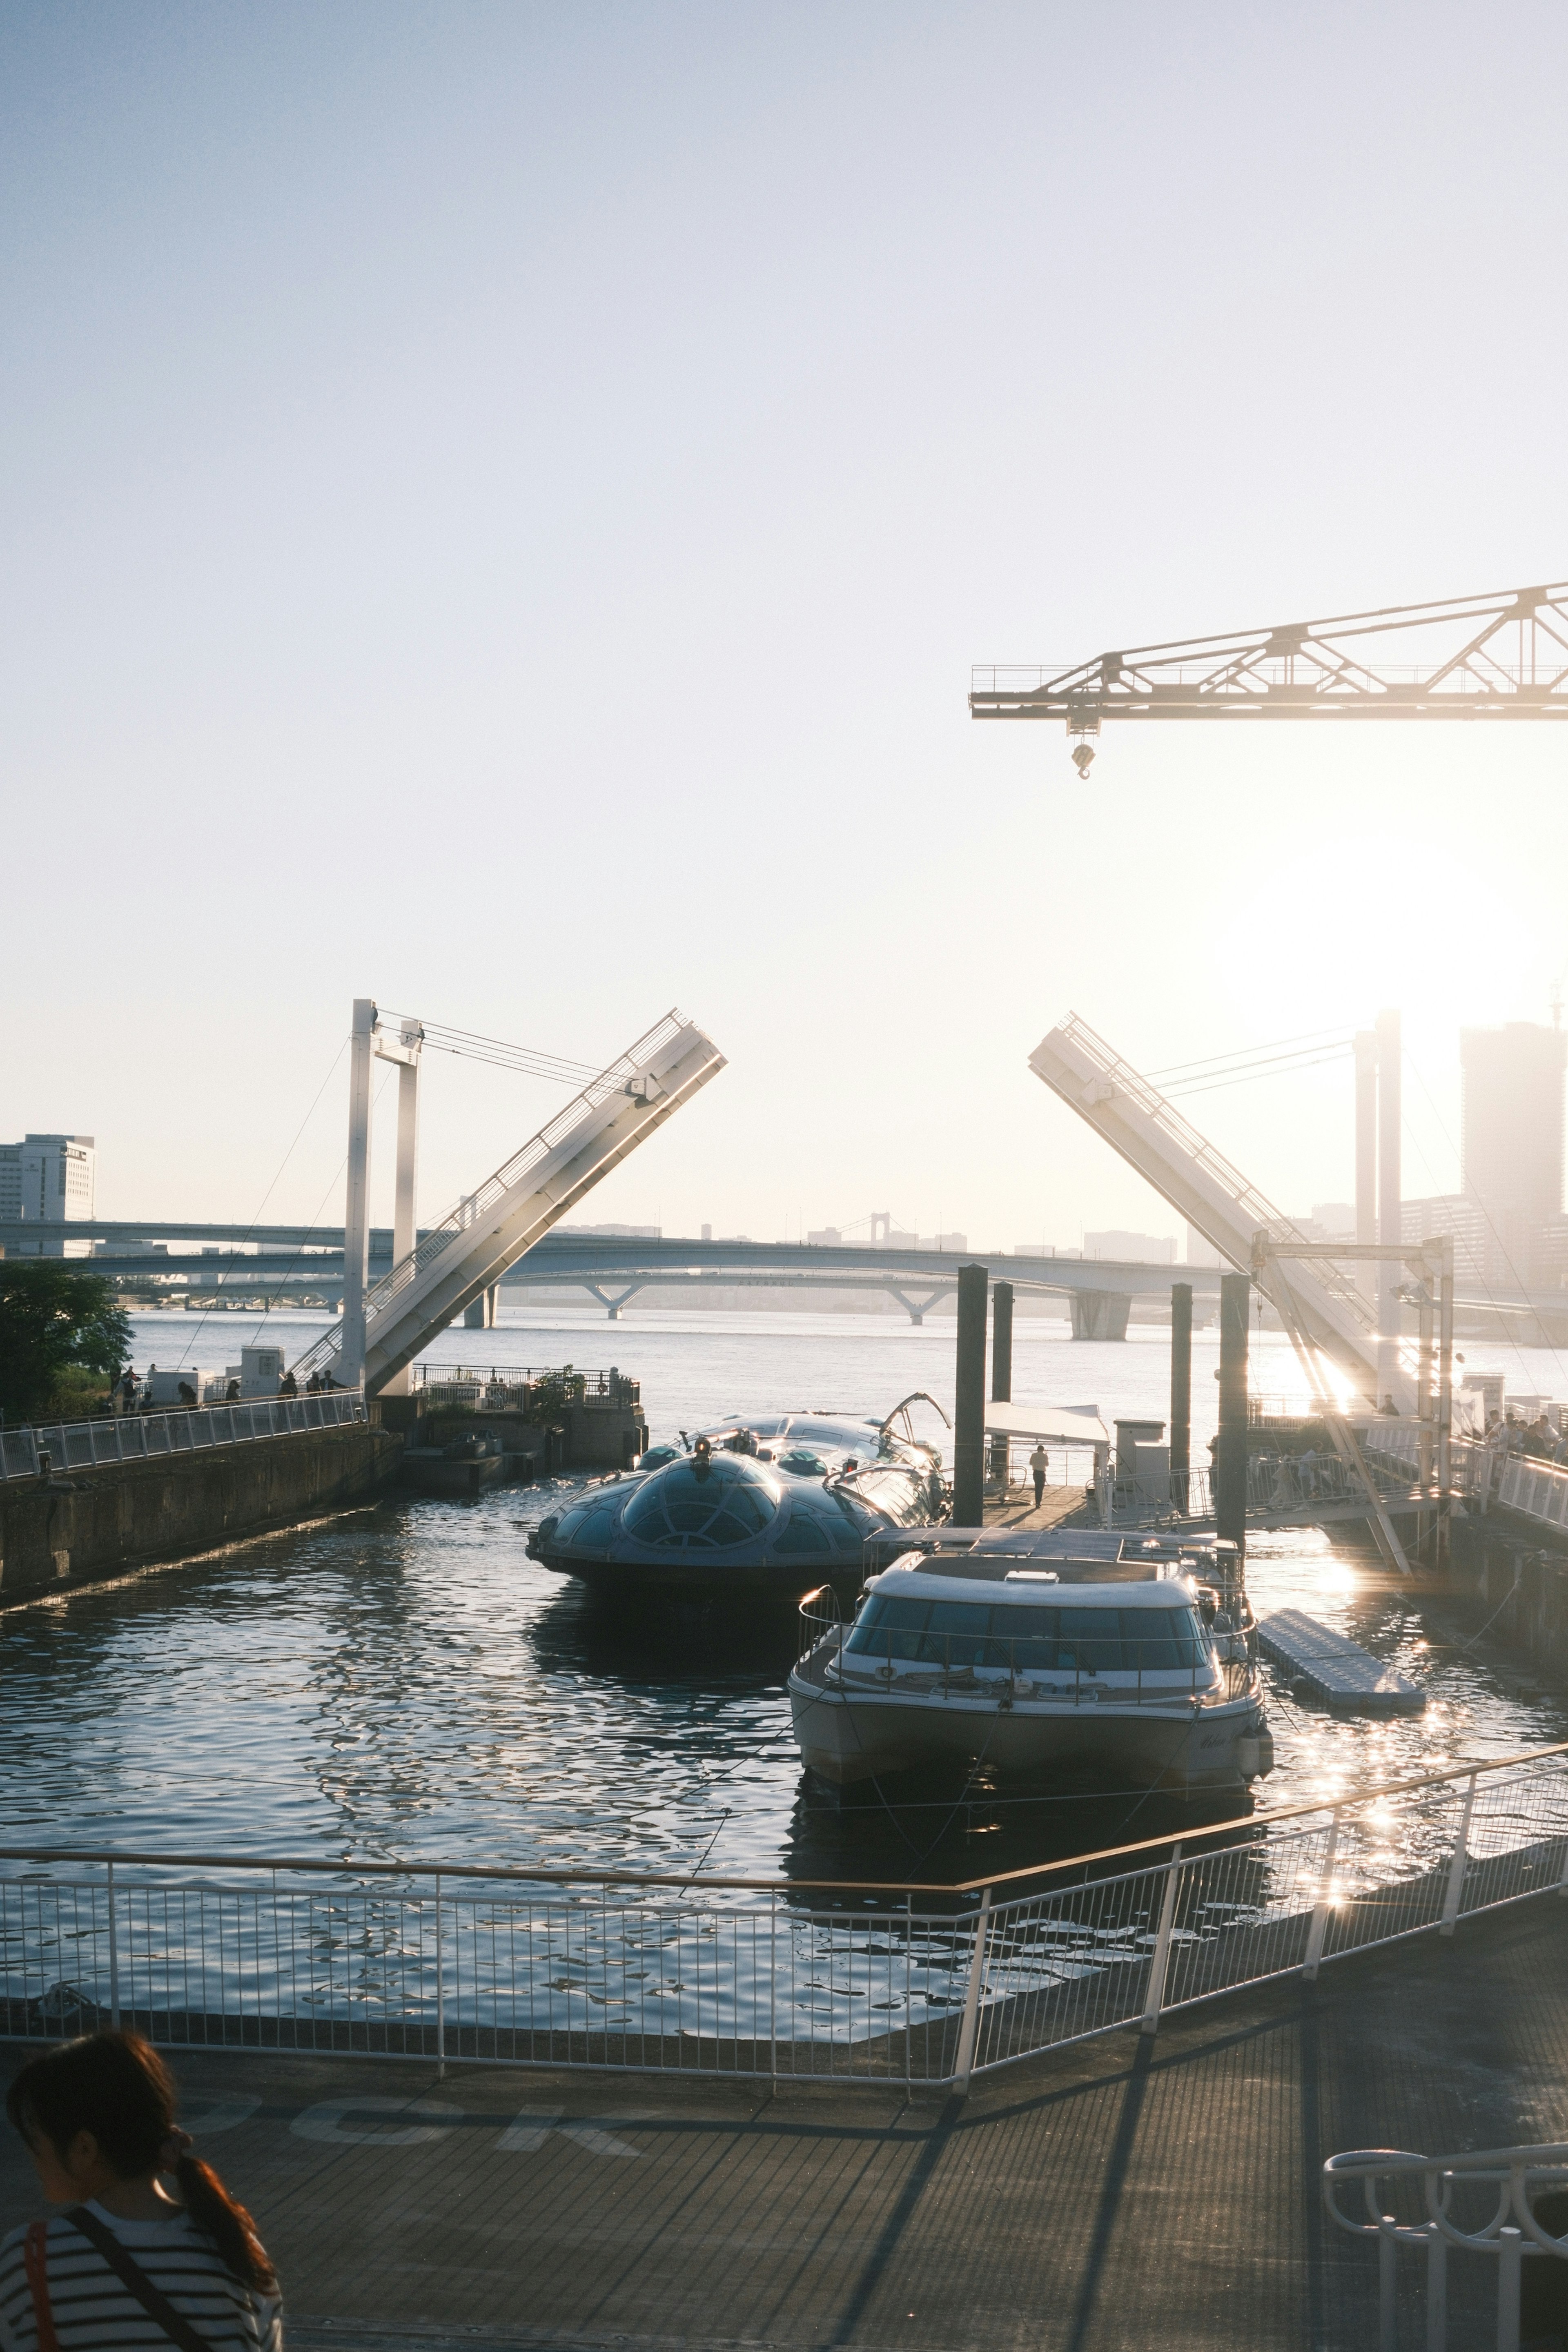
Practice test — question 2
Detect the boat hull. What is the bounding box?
[788,1671,1270,1793]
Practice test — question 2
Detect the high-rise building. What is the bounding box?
[1460,1022,1566,1285]
[0,1135,96,1255]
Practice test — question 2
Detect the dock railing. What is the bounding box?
[1324,2141,1568,2352]
[2,1744,1564,2090]
[0,1390,367,1481]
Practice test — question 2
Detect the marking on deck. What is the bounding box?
[499,2109,644,2157]
[1255,1608,1426,1715]
[292,2097,464,2145]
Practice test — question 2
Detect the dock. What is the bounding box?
[4,1899,1559,2349]
[1256,1606,1427,1714]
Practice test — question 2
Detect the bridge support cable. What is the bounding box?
[291,1009,724,1395]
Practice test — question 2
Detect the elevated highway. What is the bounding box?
[2,1223,1220,1332]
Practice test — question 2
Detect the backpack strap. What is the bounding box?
[64,2206,219,2352]
[24,2221,60,2352]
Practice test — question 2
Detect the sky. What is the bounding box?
[4,1,1567,1252]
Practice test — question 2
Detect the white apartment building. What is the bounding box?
[0,1134,97,1255]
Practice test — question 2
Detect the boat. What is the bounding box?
[787,1529,1274,1796]
[527,1398,947,1604]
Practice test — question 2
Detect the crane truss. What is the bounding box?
[971,581,1568,730]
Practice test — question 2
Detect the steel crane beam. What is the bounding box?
[971,580,1568,732]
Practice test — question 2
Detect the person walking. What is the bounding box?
[1029,1442,1049,1509]
[0,2030,281,2349]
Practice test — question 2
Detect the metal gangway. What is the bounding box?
[291,1008,724,1396]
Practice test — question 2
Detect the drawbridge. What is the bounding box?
[292,1008,724,1398]
[1029,1013,1404,1414]
[1028,1015,1437,1575]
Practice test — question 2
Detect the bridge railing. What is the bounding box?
[0,1391,367,1481]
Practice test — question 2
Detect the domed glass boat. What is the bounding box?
[528,1401,946,1604]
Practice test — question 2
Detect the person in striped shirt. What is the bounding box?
[0,2032,281,2350]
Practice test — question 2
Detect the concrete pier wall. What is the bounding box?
[0,1425,402,1606]
[1448,1513,1568,1676]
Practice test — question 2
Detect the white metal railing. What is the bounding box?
[291,1012,690,1385]
[2,1747,1564,2088]
[0,1392,367,1481]
[1361,1420,1568,1534]
[1325,2143,1568,2352]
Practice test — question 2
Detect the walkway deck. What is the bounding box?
[982,1481,1087,1533]
[4,1901,1562,2349]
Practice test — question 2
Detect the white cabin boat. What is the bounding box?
[788,1537,1273,1796]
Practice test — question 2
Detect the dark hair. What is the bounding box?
[5,2033,276,2294]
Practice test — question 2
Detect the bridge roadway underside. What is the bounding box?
[4,1898,1557,2350]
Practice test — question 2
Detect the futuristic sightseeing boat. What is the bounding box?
[528,1401,946,1605]
[788,1530,1274,1795]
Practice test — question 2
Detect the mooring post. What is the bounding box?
[1170,1282,1192,1508]
[1216,1273,1250,1552]
[953,1264,988,1525]
[989,1280,1013,1489]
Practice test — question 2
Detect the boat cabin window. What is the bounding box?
[844,1594,1210,1670]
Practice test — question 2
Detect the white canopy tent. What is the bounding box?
[980,1401,1110,1451]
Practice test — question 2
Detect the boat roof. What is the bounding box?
[862,1527,1235,1579]
[869,1561,1200,1606]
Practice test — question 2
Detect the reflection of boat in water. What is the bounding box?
[788,1530,1274,1798]
[528,1398,947,1605]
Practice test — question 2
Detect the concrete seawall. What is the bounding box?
[0,1424,402,1606]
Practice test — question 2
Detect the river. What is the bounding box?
[1,1305,1564,1894]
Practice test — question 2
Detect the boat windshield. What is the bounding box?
[623,1453,781,1549]
[844,1595,1210,1671]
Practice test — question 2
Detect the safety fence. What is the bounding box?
[411,1365,638,1410]
[1360,1419,1568,1539]
[2,1746,1564,2088]
[1324,2141,1568,2352]
[0,1392,367,1482]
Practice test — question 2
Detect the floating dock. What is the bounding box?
[1255,1608,1426,1715]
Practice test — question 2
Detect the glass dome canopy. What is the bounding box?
[621,1452,782,1552]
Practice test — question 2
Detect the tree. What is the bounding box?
[0,1265,133,1423]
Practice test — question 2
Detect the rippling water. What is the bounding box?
[2,1308,1564,1895]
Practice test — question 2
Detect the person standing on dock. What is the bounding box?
[1029,1442,1048,1508]
[1,2031,283,2350]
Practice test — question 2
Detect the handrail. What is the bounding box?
[3,1741,1564,1899]
[1325,2142,1568,2351]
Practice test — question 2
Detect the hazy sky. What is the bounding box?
[5,2,1566,1249]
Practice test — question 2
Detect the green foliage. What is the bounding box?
[0,1265,133,1424]
[45,1363,115,1421]
[526,1364,582,1425]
